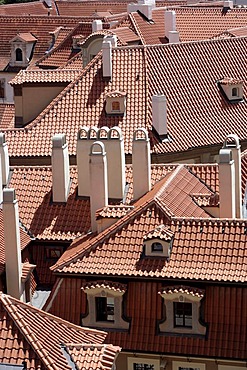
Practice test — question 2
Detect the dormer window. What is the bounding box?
[105,91,126,116]
[16,48,23,62]
[143,225,174,257]
[218,77,243,102]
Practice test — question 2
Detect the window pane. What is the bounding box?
[112,101,120,111]
[151,242,163,252]
[133,364,154,370]
[96,297,115,322]
[174,302,192,328]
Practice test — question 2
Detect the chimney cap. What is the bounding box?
[219,148,232,163]
[3,188,16,203]
[223,134,240,149]
[133,128,149,141]
[52,133,66,148]
[152,94,166,102]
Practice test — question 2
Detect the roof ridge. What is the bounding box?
[155,164,184,200]
[0,293,55,369]
[171,216,247,225]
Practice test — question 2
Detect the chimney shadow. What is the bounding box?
[29,187,91,239]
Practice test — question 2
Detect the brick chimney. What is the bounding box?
[165,10,176,39]
[3,189,23,300]
[0,133,9,186]
[132,128,151,200]
[219,148,236,218]
[90,141,108,232]
[51,134,70,202]
[223,134,242,218]
[98,127,126,200]
[77,127,98,197]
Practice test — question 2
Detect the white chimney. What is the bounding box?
[51,134,70,203]
[99,127,126,200]
[165,10,176,39]
[152,94,167,137]
[92,20,103,32]
[127,0,155,20]
[102,40,112,79]
[168,30,179,43]
[219,148,236,218]
[132,128,151,200]
[223,134,242,218]
[89,141,108,232]
[77,127,98,197]
[3,188,23,300]
[0,133,9,186]
[223,0,233,8]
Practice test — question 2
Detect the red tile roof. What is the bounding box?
[81,280,127,293]
[158,285,205,297]
[130,7,247,44]
[0,104,15,130]
[21,262,36,282]
[0,209,31,275]
[64,343,120,370]
[10,69,80,85]
[54,0,130,16]
[3,36,246,158]
[52,213,247,283]
[0,292,107,369]
[0,1,57,16]
[0,15,93,69]
[96,205,134,219]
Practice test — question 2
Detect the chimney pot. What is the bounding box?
[102,40,112,79]
[92,20,103,32]
[3,188,16,203]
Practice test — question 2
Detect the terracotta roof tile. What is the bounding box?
[130,7,247,44]
[10,69,80,85]
[0,104,15,130]
[81,280,127,293]
[0,1,57,16]
[0,292,107,369]
[21,262,36,282]
[3,36,246,158]
[158,285,205,297]
[64,343,120,370]
[143,224,174,241]
[96,205,134,219]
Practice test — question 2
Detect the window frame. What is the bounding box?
[128,357,160,370]
[95,296,115,322]
[16,47,23,62]
[0,79,5,99]
[172,361,205,370]
[173,301,193,328]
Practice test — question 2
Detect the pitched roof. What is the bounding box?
[0,15,94,69]
[52,212,247,283]
[10,69,80,85]
[3,36,247,158]
[0,292,107,369]
[63,343,120,370]
[0,104,15,130]
[130,7,247,44]
[0,1,57,16]
[0,209,31,275]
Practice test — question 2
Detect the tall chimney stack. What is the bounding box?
[102,39,113,79]
[132,128,151,200]
[89,141,108,232]
[223,134,242,218]
[0,133,9,186]
[99,127,126,199]
[165,10,176,39]
[92,20,103,32]
[51,134,70,202]
[3,189,23,300]
[219,148,236,218]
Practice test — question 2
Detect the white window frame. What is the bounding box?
[128,357,160,370]
[172,361,205,370]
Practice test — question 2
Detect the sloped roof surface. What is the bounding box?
[0,104,15,130]
[64,344,120,370]
[130,7,247,44]
[0,292,106,370]
[0,209,31,275]
[3,36,246,158]
[0,1,57,16]
[10,69,80,85]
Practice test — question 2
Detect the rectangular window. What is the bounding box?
[0,79,5,99]
[174,302,192,328]
[45,247,63,260]
[172,362,205,370]
[134,364,154,370]
[96,296,115,322]
[178,368,200,370]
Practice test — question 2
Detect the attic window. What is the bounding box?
[16,48,23,62]
[105,91,126,116]
[151,242,163,252]
[218,77,243,101]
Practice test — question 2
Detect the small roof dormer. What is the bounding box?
[9,33,37,68]
[218,77,244,102]
[105,90,127,116]
[143,224,174,257]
